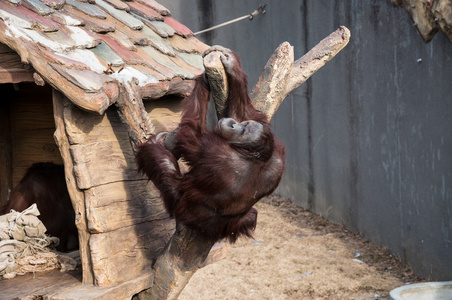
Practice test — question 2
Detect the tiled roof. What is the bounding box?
[0,0,209,114]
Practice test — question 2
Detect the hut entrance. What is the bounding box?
[0,83,63,207]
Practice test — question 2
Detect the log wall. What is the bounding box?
[53,91,181,286]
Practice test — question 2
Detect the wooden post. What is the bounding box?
[0,91,12,207]
[53,89,95,285]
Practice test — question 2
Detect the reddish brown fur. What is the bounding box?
[137,49,285,243]
[0,163,78,251]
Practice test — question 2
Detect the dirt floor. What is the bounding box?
[179,196,423,300]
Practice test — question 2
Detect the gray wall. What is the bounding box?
[160,0,452,280]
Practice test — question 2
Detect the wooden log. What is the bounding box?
[251,26,351,119]
[115,79,155,151]
[70,140,142,189]
[133,223,217,300]
[53,90,95,285]
[203,51,229,119]
[400,0,439,42]
[0,43,34,84]
[89,218,173,286]
[432,0,452,42]
[84,180,166,233]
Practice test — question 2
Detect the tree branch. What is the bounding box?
[137,26,351,299]
[201,26,351,121]
[203,51,229,120]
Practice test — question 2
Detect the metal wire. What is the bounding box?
[194,4,266,36]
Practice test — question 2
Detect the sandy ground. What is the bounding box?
[179,196,422,300]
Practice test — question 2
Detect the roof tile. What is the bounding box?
[99,35,146,64]
[126,1,163,21]
[107,30,137,51]
[22,0,55,16]
[138,16,175,37]
[141,45,193,79]
[176,51,204,70]
[62,5,115,32]
[140,25,175,56]
[16,6,59,32]
[39,0,66,10]
[0,1,37,30]
[39,46,91,70]
[163,16,192,37]
[0,0,210,110]
[133,0,170,16]
[96,0,144,30]
[170,34,209,54]
[91,41,124,66]
[114,22,149,46]
[61,49,108,73]
[103,0,129,12]
[51,11,85,26]
[49,62,110,92]
[22,28,72,52]
[134,46,177,78]
[66,0,108,19]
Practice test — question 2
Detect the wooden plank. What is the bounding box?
[126,1,163,21]
[66,0,108,19]
[63,105,129,146]
[96,0,144,30]
[169,34,209,55]
[65,97,182,190]
[61,5,114,33]
[134,0,170,16]
[89,219,173,286]
[0,43,34,84]
[0,269,82,298]
[0,268,154,300]
[0,86,12,207]
[163,16,193,37]
[140,19,175,38]
[84,180,167,233]
[90,41,125,66]
[141,46,194,79]
[144,96,182,132]
[70,140,142,189]
[53,91,95,285]
[21,0,54,16]
[140,25,176,56]
[0,69,34,83]
[104,0,130,11]
[40,0,65,10]
[49,271,154,299]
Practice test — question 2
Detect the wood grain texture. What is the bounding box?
[89,218,173,286]
[53,90,95,285]
[85,180,167,233]
[0,87,12,207]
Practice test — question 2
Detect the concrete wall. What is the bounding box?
[160,0,452,280]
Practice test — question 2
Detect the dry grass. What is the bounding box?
[179,196,422,300]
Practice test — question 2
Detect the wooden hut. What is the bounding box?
[0,0,210,297]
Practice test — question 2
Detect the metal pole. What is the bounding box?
[194,4,266,36]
